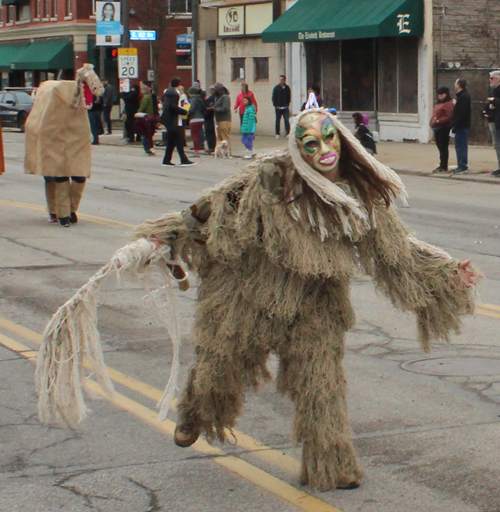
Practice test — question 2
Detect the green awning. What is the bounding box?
[262,0,424,43]
[0,41,29,72]
[11,38,74,70]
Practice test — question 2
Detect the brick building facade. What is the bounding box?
[432,0,500,142]
[0,1,193,101]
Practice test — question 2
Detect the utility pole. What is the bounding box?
[192,0,199,83]
[122,0,130,47]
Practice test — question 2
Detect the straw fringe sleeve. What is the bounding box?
[357,202,480,352]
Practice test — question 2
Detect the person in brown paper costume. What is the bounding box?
[25,64,104,226]
[36,108,479,491]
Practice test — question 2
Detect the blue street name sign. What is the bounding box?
[130,30,157,41]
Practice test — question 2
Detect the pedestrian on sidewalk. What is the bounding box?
[430,87,454,173]
[88,94,104,145]
[160,77,195,167]
[485,70,500,177]
[101,77,114,134]
[234,83,258,126]
[241,96,256,159]
[134,81,158,155]
[121,83,140,144]
[178,85,190,148]
[272,74,291,138]
[204,87,216,154]
[451,79,471,174]
[301,85,322,111]
[214,82,232,155]
[352,112,376,154]
[188,87,207,154]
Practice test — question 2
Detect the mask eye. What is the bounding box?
[324,134,334,144]
[306,140,320,151]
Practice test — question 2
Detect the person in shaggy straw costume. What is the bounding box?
[36,108,479,492]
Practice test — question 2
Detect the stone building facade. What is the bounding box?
[196,0,286,136]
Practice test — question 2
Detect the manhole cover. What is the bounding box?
[401,357,500,377]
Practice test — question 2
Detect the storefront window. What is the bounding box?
[377,38,418,113]
[306,42,321,93]
[306,37,418,114]
[341,39,375,112]
[254,58,269,81]
[377,38,398,113]
[398,38,418,113]
[321,41,340,110]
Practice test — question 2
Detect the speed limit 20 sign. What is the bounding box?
[118,48,139,79]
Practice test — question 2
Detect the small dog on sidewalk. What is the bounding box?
[214,140,230,159]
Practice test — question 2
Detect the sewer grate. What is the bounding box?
[401,357,500,377]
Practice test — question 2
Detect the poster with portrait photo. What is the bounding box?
[96,1,121,46]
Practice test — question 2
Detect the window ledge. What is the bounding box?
[64,15,73,20]
[41,17,50,21]
[50,17,58,21]
[176,65,192,70]
[5,22,14,26]
[378,113,420,124]
[16,19,31,24]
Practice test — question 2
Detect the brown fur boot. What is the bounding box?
[44,180,57,221]
[55,180,71,226]
[70,180,86,223]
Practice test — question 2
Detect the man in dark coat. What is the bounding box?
[101,78,114,135]
[486,71,500,177]
[451,78,471,174]
[160,77,195,167]
[272,74,291,138]
[121,83,140,143]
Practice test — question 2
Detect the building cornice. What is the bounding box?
[0,23,96,42]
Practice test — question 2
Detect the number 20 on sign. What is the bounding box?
[118,48,139,79]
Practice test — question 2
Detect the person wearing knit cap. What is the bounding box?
[188,87,207,153]
[430,87,454,172]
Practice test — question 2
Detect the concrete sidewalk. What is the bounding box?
[98,130,500,185]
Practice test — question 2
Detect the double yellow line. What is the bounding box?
[476,303,500,320]
[0,199,136,229]
[0,315,341,512]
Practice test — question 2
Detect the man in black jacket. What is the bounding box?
[486,71,500,177]
[451,78,471,174]
[272,74,291,138]
[161,77,195,167]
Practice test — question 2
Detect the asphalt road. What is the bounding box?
[1,131,500,512]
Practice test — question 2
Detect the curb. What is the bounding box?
[395,168,500,185]
[95,139,500,185]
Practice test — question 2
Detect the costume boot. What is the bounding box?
[69,180,86,224]
[45,180,57,222]
[55,180,71,227]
